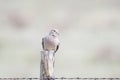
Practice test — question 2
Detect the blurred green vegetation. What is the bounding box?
[0,0,120,78]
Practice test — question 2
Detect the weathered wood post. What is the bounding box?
[40,29,59,80]
[40,50,55,80]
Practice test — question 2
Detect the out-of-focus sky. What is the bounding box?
[0,0,120,78]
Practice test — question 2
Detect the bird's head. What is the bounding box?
[49,29,59,37]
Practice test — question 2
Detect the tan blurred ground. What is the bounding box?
[0,0,120,78]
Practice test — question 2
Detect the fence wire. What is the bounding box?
[0,78,120,80]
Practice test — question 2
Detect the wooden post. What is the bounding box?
[40,51,55,80]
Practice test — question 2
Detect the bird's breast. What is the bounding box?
[44,36,59,50]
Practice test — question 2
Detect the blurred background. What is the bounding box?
[0,0,120,78]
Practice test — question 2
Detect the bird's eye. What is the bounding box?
[52,30,56,32]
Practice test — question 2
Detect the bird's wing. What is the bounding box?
[54,43,59,53]
[42,38,44,50]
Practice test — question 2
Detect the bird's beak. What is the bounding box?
[52,34,56,37]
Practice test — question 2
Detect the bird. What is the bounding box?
[42,29,60,54]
